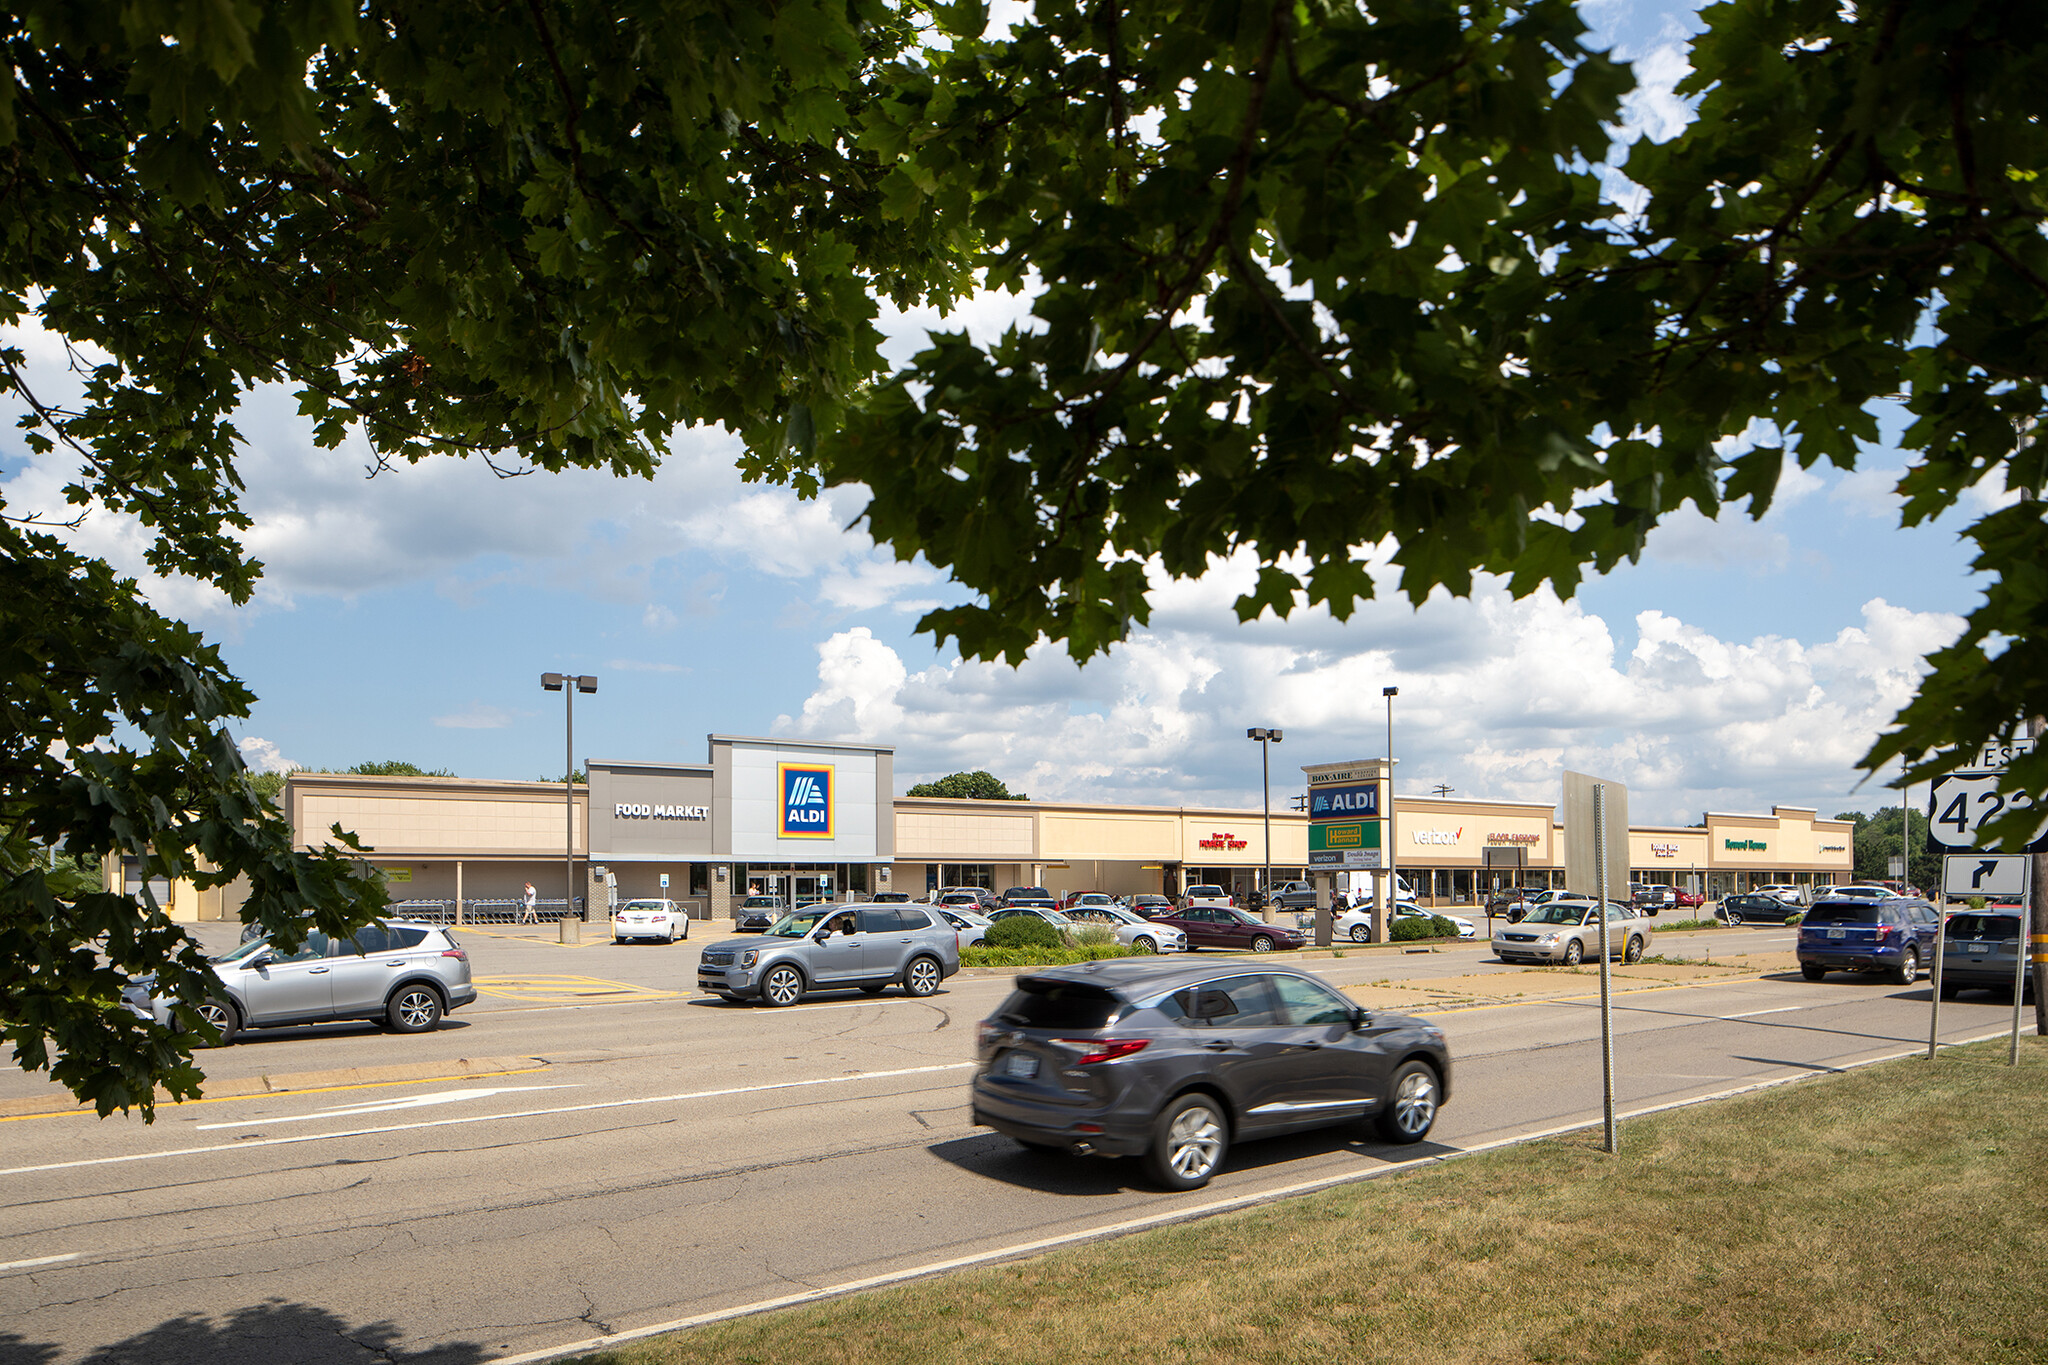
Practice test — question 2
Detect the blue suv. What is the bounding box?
[1797,896,1939,985]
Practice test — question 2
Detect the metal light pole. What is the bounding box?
[1247,728,1282,915]
[1384,687,1399,921]
[541,672,597,920]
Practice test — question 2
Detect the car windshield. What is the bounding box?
[764,911,831,938]
[211,937,273,965]
[1190,886,1225,897]
[1805,901,1881,925]
[1101,906,1141,925]
[1523,903,1591,925]
[620,900,666,912]
[1224,908,1264,925]
[741,897,780,908]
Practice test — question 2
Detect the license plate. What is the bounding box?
[1003,1052,1039,1079]
[1968,944,1989,954]
[1826,928,1845,940]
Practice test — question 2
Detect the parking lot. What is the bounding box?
[0,914,2024,1364]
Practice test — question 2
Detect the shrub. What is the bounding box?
[961,944,1146,968]
[1071,924,1117,948]
[1784,911,1804,926]
[1390,915,1459,942]
[985,914,1063,949]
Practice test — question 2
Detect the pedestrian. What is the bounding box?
[521,881,537,923]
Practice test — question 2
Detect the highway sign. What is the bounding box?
[1926,771,2048,853]
[1951,738,2035,771]
[1942,853,2032,899]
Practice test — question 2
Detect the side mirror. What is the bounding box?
[1350,1006,1369,1028]
[245,953,273,970]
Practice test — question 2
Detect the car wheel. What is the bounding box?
[1725,910,1743,927]
[1350,925,1369,943]
[1563,939,1583,966]
[1376,1059,1441,1143]
[904,956,944,997]
[386,985,443,1033]
[1624,936,1645,965]
[1134,935,1159,954]
[1890,946,1920,986]
[1142,1093,1229,1191]
[192,998,239,1046]
[760,963,805,1007]
[680,920,689,941]
[1250,934,1275,952]
[613,936,626,945]
[1801,962,1827,982]
[1939,981,1960,1001]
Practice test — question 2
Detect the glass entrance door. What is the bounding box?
[793,874,822,907]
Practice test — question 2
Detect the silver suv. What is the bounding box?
[124,920,477,1043]
[698,903,961,1006]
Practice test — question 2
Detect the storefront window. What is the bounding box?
[1451,869,1473,902]
[690,863,709,897]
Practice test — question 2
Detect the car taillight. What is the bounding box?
[440,947,467,960]
[1873,924,1893,942]
[977,1022,1001,1051]
[1057,1038,1150,1066]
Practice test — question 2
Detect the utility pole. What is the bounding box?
[2033,716,2047,1036]
[542,672,597,922]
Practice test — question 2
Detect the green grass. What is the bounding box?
[571,1038,2048,1365]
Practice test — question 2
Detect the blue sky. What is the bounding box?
[3,2,1992,826]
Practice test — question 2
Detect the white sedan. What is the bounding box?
[1305,902,1477,941]
[1064,905,1188,953]
[612,898,691,944]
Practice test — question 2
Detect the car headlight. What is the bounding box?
[1538,932,1560,944]
[740,950,760,968]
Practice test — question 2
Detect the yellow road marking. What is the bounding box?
[473,974,681,1005]
[0,1065,550,1123]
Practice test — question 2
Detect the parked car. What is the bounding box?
[1717,891,1790,926]
[123,920,476,1043]
[998,886,1059,909]
[734,895,786,932]
[1491,899,1652,966]
[937,886,999,910]
[1755,884,1809,907]
[611,898,691,944]
[1490,887,1565,923]
[1938,909,2034,999]
[869,891,913,904]
[697,903,961,1005]
[935,891,988,916]
[1155,904,1304,952]
[1798,896,1939,984]
[1061,904,1188,953]
[1061,891,1118,912]
[1672,887,1705,908]
[935,906,994,948]
[988,905,1079,935]
[1831,884,1905,900]
[1126,893,1176,919]
[971,960,1452,1189]
[1267,880,1318,910]
[1630,885,1673,915]
[1180,884,1235,910]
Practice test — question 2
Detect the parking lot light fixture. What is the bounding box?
[1247,728,1282,913]
[541,673,598,920]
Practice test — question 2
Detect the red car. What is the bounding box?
[1154,904,1304,952]
[1673,888,1704,908]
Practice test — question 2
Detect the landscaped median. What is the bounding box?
[560,1037,2048,1365]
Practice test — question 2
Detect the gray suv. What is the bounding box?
[698,903,961,1006]
[125,920,476,1043]
[972,959,1451,1189]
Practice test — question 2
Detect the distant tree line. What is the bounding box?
[905,771,1027,801]
[1833,809,1941,891]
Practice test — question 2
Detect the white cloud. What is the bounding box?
[237,735,298,773]
[433,703,517,730]
[779,552,1963,825]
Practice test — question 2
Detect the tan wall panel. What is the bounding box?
[895,811,1036,860]
[1039,812,1179,860]
[303,794,585,856]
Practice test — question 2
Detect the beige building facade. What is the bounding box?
[201,741,1855,924]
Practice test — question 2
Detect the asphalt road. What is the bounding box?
[0,921,2020,1365]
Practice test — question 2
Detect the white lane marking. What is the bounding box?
[0,1253,79,1273]
[1723,1006,1805,1019]
[194,1085,580,1131]
[490,1025,2026,1365]
[0,1064,974,1179]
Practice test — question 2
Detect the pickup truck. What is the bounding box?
[1268,880,1318,910]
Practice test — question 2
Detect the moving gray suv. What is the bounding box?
[124,920,477,1043]
[698,903,961,1005]
[972,959,1451,1190]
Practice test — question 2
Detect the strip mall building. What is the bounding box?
[101,734,1854,924]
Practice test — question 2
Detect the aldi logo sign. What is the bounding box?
[778,763,834,839]
[1308,784,1378,819]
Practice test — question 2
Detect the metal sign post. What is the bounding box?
[1927,906,1946,1062]
[1593,783,1617,1154]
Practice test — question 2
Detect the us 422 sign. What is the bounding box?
[1926,772,2048,853]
